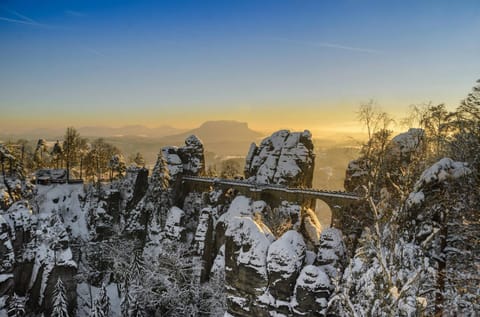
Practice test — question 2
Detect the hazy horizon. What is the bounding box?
[0,118,368,142]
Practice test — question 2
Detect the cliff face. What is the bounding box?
[245,130,315,188]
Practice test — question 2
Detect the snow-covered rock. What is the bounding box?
[388,128,425,160]
[267,231,306,302]
[224,216,274,316]
[35,183,89,240]
[300,208,322,247]
[245,130,315,187]
[343,158,369,193]
[0,215,14,297]
[162,135,205,181]
[292,265,332,316]
[406,158,472,208]
[413,157,471,192]
[316,228,346,280]
[194,208,215,281]
[164,206,185,240]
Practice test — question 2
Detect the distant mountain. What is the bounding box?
[161,120,264,156]
[163,120,263,143]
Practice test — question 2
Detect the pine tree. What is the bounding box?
[150,152,170,193]
[7,293,26,317]
[97,283,111,317]
[51,140,64,169]
[129,251,145,281]
[147,152,172,227]
[129,297,145,317]
[120,282,132,317]
[450,79,480,172]
[34,138,48,169]
[90,283,111,317]
[51,278,69,317]
[133,152,145,167]
[90,300,105,317]
[459,79,480,116]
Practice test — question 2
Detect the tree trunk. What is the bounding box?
[9,158,13,176]
[435,211,447,316]
[1,159,14,204]
[1,160,5,179]
[67,159,70,183]
[21,145,24,167]
[80,156,83,179]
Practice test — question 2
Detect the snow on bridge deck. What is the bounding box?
[181,176,361,201]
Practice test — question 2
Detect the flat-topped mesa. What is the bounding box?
[244,130,315,188]
[162,134,206,181]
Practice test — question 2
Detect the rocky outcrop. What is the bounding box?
[300,208,323,248]
[25,214,77,314]
[292,265,332,316]
[388,128,425,162]
[0,200,78,315]
[162,135,205,181]
[194,208,215,282]
[113,166,149,239]
[0,215,14,298]
[266,230,306,313]
[225,216,274,316]
[164,206,186,241]
[245,130,315,187]
[343,158,369,193]
[123,167,149,214]
[316,228,346,280]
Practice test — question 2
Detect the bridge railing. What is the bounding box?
[182,175,361,200]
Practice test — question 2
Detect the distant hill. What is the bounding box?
[161,120,265,156]
[164,120,263,142]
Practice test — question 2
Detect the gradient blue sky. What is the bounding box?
[1,0,479,134]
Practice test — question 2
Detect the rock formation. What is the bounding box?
[245,130,315,187]
[162,135,205,181]
[225,216,274,316]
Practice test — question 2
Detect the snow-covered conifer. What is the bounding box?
[51,278,69,317]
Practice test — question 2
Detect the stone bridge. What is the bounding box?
[179,176,362,225]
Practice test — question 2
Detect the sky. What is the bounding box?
[0,0,479,136]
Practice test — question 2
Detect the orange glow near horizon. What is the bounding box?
[0,98,432,138]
